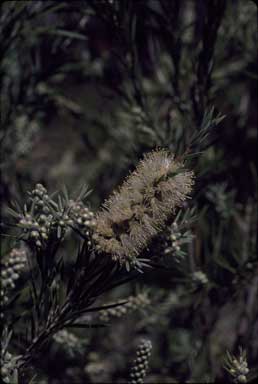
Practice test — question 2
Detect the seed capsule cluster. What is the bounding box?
[128,339,152,384]
[99,292,150,322]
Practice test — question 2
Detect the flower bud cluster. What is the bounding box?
[53,329,79,350]
[163,221,194,261]
[30,183,49,208]
[206,183,235,220]
[16,184,95,247]
[84,353,109,383]
[99,292,150,322]
[1,248,27,290]
[17,183,57,247]
[67,200,96,237]
[84,361,106,379]
[0,350,17,384]
[1,249,27,316]
[192,271,209,286]
[225,348,249,384]
[128,339,152,384]
[19,212,53,248]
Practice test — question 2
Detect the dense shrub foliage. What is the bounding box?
[1,1,257,383]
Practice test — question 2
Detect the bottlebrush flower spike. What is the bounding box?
[93,149,194,268]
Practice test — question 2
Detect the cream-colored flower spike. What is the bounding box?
[93,149,194,267]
